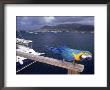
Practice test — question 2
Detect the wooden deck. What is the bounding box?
[16,51,84,74]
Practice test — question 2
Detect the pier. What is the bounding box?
[17,51,84,74]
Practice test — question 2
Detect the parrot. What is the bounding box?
[48,46,92,64]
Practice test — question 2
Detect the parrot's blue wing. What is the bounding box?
[61,50,75,62]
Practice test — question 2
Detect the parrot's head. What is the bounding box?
[80,51,92,60]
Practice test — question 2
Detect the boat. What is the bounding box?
[16,38,45,65]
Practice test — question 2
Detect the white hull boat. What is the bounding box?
[16,38,44,65]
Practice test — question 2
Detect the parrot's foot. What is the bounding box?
[72,61,76,65]
[62,59,65,62]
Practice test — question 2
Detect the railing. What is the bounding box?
[16,51,84,74]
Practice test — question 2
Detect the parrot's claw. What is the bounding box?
[72,61,76,65]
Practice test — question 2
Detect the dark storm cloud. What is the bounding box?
[48,16,94,25]
[16,16,45,30]
[53,16,94,25]
[16,16,94,30]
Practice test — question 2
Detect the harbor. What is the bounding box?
[16,16,94,74]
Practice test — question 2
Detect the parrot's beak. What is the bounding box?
[81,54,92,60]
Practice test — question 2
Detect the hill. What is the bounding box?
[34,23,94,32]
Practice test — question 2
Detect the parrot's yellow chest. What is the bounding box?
[72,52,83,61]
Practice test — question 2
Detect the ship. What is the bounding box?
[16,38,44,65]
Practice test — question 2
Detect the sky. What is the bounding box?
[16,16,94,30]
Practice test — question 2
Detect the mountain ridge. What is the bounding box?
[17,23,94,32]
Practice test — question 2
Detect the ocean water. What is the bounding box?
[16,31,94,74]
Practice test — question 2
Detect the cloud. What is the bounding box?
[53,16,94,25]
[16,16,94,30]
[44,16,55,23]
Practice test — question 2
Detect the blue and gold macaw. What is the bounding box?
[48,46,92,64]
